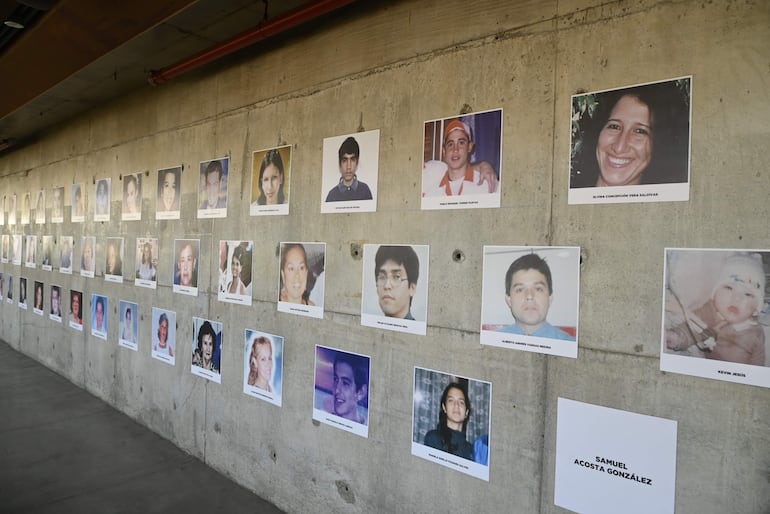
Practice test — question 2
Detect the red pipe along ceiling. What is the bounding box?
[148,0,357,85]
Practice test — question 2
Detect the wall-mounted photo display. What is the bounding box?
[59,236,74,274]
[105,237,124,283]
[11,234,21,266]
[49,284,62,322]
[277,242,325,319]
[80,236,95,278]
[5,274,12,304]
[71,184,85,223]
[320,129,379,213]
[69,289,83,331]
[18,277,27,310]
[135,237,158,289]
[0,234,7,263]
[569,76,692,205]
[0,273,4,299]
[91,294,108,340]
[156,166,181,220]
[122,173,142,221]
[243,329,283,406]
[191,317,222,383]
[119,300,139,351]
[422,108,503,210]
[0,194,5,225]
[173,239,199,296]
[197,157,228,218]
[20,192,30,225]
[41,236,53,271]
[51,186,64,223]
[24,235,37,268]
[250,145,291,216]
[661,248,770,389]
[411,367,492,482]
[34,189,45,225]
[94,178,111,221]
[554,398,677,514]
[7,193,16,225]
[32,280,43,314]
[313,345,370,438]
[360,244,430,335]
[217,240,253,305]
[480,246,581,358]
[151,307,175,365]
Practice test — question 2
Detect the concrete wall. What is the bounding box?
[1,0,769,512]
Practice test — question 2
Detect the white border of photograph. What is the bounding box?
[71,184,85,223]
[7,193,16,225]
[94,178,111,222]
[156,166,182,220]
[80,236,95,278]
[197,156,229,219]
[217,240,253,306]
[173,239,199,296]
[568,76,692,205]
[41,235,53,271]
[51,186,64,223]
[91,294,108,340]
[48,284,62,322]
[0,194,4,226]
[277,242,325,319]
[421,108,503,211]
[1,234,8,263]
[660,247,770,389]
[32,280,43,315]
[34,189,45,225]
[18,277,27,310]
[313,344,371,438]
[135,237,158,289]
[105,237,124,284]
[69,290,83,331]
[121,172,142,221]
[191,316,223,384]
[250,145,291,216]
[20,192,30,225]
[480,246,581,358]
[554,398,677,514]
[320,129,379,214]
[59,236,73,274]
[243,329,284,407]
[24,235,37,268]
[411,366,492,482]
[118,300,139,351]
[11,235,21,265]
[360,244,429,335]
[151,307,176,366]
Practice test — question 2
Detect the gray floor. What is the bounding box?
[0,341,285,514]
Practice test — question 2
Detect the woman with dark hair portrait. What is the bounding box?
[158,168,180,212]
[423,382,473,460]
[254,149,286,206]
[570,79,690,188]
[279,243,315,305]
[34,281,43,311]
[227,245,249,295]
[192,321,219,372]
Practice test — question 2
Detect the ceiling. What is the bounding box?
[0,0,357,155]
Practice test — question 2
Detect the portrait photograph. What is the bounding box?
[118,300,139,351]
[18,277,27,310]
[24,235,37,268]
[32,280,43,314]
[59,236,74,274]
[569,76,692,205]
[197,157,228,219]
[313,345,370,438]
[91,294,108,340]
[105,237,124,283]
[243,329,284,406]
[320,129,379,214]
[7,193,16,225]
[151,307,176,366]
[94,178,111,221]
[135,237,158,289]
[0,194,4,225]
[411,367,492,481]
[156,166,181,220]
[41,235,53,271]
[173,239,200,296]
[422,108,503,211]
[191,316,223,383]
[277,242,325,319]
[661,248,770,389]
[69,289,83,331]
[11,234,22,266]
[5,274,12,304]
[51,186,64,223]
[121,172,142,221]
[34,189,45,225]
[71,184,85,222]
[360,244,430,336]
[49,284,62,322]
[1,234,7,263]
[480,246,580,358]
[0,273,3,299]
[80,236,96,278]
[217,240,253,306]
[250,145,291,216]
[20,192,30,225]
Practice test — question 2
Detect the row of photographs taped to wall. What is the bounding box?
[1,241,768,390]
[0,76,693,221]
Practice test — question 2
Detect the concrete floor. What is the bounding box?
[0,341,285,514]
